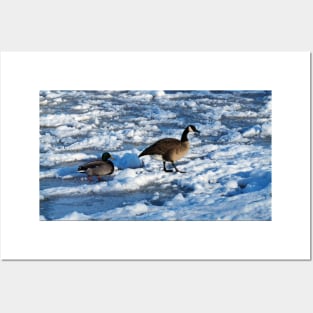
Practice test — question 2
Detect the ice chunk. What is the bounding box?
[261,122,272,137]
[242,125,262,137]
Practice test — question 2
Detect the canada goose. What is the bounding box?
[77,152,114,181]
[139,125,200,173]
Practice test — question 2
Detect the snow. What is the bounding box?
[58,211,91,221]
[261,122,272,137]
[40,90,272,220]
[40,152,98,167]
[217,130,247,143]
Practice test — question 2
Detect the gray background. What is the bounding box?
[0,0,311,312]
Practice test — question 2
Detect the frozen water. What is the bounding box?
[40,90,272,220]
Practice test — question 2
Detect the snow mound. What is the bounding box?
[114,153,142,169]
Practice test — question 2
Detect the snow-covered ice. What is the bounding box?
[40,90,272,220]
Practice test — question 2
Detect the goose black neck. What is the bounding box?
[181,127,190,142]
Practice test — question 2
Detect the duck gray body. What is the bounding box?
[139,125,199,173]
[78,152,114,181]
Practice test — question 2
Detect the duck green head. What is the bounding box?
[101,152,112,161]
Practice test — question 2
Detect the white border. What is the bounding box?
[0,52,310,260]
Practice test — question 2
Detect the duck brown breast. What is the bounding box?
[86,162,114,176]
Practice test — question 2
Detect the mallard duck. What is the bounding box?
[139,125,200,173]
[77,152,114,181]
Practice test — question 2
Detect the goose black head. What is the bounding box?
[187,125,200,134]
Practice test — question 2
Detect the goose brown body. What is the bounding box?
[140,138,190,162]
[139,125,199,172]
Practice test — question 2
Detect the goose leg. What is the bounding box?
[163,161,173,172]
[172,162,186,173]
